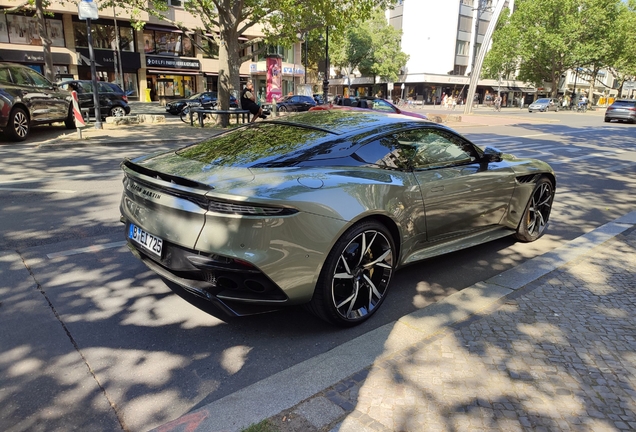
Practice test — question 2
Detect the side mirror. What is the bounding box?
[483,146,503,163]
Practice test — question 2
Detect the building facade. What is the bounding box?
[0,1,304,103]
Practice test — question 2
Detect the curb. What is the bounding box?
[153,211,636,432]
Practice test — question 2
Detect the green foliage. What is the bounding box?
[484,0,636,96]
[330,10,408,83]
[241,420,279,432]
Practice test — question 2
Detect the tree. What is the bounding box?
[330,10,407,93]
[484,0,634,99]
[107,0,396,124]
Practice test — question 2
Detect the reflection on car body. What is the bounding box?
[120,110,556,327]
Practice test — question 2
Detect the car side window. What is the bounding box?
[395,129,477,170]
[98,82,112,93]
[0,67,10,83]
[354,135,413,170]
[372,100,396,113]
[9,67,33,86]
[24,69,52,88]
[80,81,94,93]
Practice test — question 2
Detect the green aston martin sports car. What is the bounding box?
[120,110,556,327]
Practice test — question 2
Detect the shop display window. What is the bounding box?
[1,14,64,46]
[74,22,134,51]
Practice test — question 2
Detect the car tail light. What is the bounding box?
[207,199,298,216]
[122,95,128,102]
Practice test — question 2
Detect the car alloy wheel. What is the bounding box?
[515,177,554,242]
[308,220,395,326]
[6,107,29,141]
[110,106,127,117]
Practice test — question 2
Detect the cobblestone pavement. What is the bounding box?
[269,228,636,432]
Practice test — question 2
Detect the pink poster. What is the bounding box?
[266,56,282,103]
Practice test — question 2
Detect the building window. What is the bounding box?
[456,41,470,56]
[458,16,472,32]
[143,29,194,57]
[201,37,219,59]
[1,13,65,46]
[167,0,182,6]
[74,22,134,51]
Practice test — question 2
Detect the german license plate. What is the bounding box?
[129,224,163,257]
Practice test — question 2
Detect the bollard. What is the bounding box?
[71,90,85,139]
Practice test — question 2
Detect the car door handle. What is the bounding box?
[431,186,444,192]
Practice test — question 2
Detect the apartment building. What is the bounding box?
[0,1,304,102]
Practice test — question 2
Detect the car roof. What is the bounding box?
[266,110,430,137]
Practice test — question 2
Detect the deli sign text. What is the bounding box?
[146,56,201,70]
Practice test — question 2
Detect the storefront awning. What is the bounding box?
[147,69,202,76]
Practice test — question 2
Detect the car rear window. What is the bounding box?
[611,100,636,108]
[535,98,549,103]
[176,123,335,167]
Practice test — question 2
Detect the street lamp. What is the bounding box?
[322,27,329,104]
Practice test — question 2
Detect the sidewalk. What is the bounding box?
[155,211,636,432]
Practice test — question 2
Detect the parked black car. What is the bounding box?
[277,95,317,112]
[59,80,131,118]
[604,99,636,123]
[165,91,238,115]
[0,62,74,141]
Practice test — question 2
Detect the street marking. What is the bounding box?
[0,187,76,194]
[47,241,127,259]
[0,170,122,186]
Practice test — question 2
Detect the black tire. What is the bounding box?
[604,117,610,123]
[279,105,288,112]
[180,107,191,123]
[4,107,29,141]
[307,220,396,326]
[64,105,75,129]
[515,177,554,242]
[109,106,127,117]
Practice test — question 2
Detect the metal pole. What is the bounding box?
[86,18,103,129]
[304,35,307,85]
[464,0,506,115]
[322,27,329,104]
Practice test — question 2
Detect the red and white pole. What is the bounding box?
[71,90,85,138]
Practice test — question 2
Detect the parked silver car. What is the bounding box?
[604,99,636,123]
[528,98,560,113]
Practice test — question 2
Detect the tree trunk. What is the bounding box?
[217,27,241,127]
[36,0,54,82]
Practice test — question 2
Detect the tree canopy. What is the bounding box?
[483,0,636,97]
[330,10,408,87]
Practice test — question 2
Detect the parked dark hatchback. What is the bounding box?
[0,62,74,141]
[59,80,131,118]
[277,95,317,112]
[604,99,636,123]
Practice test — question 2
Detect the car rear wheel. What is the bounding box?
[109,106,127,117]
[307,220,396,326]
[4,107,29,141]
[515,177,554,242]
[279,105,288,112]
[605,117,610,123]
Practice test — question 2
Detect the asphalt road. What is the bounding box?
[1,109,635,431]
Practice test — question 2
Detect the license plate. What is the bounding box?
[129,224,163,257]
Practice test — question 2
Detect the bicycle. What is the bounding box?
[180,100,217,123]
[575,103,587,113]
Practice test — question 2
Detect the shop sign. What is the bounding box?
[146,56,200,70]
[282,66,304,75]
[0,50,71,64]
[250,62,267,73]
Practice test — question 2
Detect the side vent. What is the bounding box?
[516,174,537,184]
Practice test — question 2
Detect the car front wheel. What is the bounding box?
[109,106,127,117]
[4,107,29,141]
[515,177,554,242]
[307,220,396,326]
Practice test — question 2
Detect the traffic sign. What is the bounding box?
[78,0,99,20]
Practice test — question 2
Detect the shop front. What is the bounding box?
[76,48,141,99]
[146,56,201,104]
[0,49,72,81]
